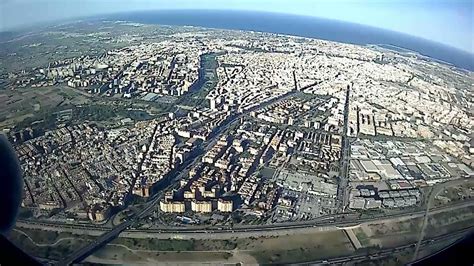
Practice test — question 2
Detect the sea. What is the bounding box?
[103,10,474,72]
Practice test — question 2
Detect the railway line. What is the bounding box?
[17,198,474,235]
[297,227,473,265]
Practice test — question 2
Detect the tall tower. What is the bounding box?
[210,97,217,110]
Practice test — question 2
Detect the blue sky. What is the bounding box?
[0,0,472,53]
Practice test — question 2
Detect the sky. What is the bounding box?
[0,0,472,53]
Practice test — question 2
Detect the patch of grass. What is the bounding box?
[7,229,91,260]
[247,230,353,264]
[354,228,371,247]
[112,237,195,251]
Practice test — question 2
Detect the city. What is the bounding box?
[1,20,473,264]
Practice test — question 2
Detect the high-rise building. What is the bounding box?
[210,97,217,110]
[217,199,233,212]
[191,200,212,213]
[288,117,294,126]
[184,190,195,199]
[160,200,185,213]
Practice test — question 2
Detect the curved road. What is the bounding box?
[13,228,79,247]
[411,177,470,260]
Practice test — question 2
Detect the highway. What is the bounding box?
[21,178,471,236]
[58,189,161,265]
[129,198,474,235]
[20,197,474,236]
[336,85,351,212]
[58,218,133,265]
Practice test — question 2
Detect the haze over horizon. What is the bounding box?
[0,0,472,53]
[1,1,474,265]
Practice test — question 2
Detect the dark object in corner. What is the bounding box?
[0,134,41,265]
[411,232,474,266]
[0,134,22,233]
